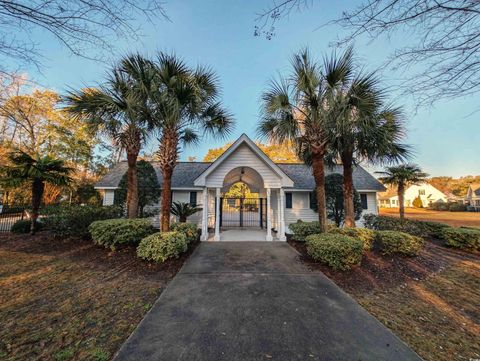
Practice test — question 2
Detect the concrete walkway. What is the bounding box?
[115,242,421,361]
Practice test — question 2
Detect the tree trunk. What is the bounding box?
[158,129,179,232]
[398,183,405,220]
[342,152,356,228]
[30,178,45,235]
[311,150,328,232]
[126,151,139,219]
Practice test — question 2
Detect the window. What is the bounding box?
[189,191,197,207]
[360,194,368,210]
[309,192,315,209]
[419,189,426,195]
[285,192,292,209]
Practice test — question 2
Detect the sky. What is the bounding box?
[10,0,480,177]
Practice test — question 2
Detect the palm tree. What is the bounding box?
[143,53,234,231]
[377,164,428,219]
[325,49,410,227]
[171,201,202,223]
[0,151,72,234]
[258,48,354,232]
[64,55,153,218]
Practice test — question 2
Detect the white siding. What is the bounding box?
[358,192,378,227]
[103,190,115,206]
[205,144,282,188]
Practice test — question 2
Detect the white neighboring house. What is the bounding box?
[465,184,480,211]
[95,134,385,241]
[378,182,447,208]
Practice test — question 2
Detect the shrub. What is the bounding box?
[137,231,188,263]
[43,205,123,238]
[89,218,156,250]
[363,214,450,238]
[327,227,375,251]
[305,233,363,271]
[374,230,424,256]
[448,203,467,212]
[170,222,199,244]
[288,221,336,242]
[412,196,423,208]
[442,228,480,252]
[11,219,43,234]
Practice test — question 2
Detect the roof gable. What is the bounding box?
[193,134,294,187]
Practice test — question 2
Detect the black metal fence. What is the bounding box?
[220,198,266,228]
[0,204,28,233]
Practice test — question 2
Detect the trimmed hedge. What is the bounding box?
[374,230,424,256]
[289,221,336,242]
[363,214,450,238]
[137,231,188,263]
[89,218,156,250]
[442,228,480,252]
[11,219,43,234]
[305,233,363,271]
[44,205,123,238]
[170,222,199,244]
[327,227,375,251]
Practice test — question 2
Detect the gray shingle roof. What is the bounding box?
[95,161,385,192]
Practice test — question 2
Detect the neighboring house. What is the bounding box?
[378,182,447,208]
[465,184,480,211]
[95,134,385,241]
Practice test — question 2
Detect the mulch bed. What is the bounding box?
[0,231,197,361]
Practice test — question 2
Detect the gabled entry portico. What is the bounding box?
[194,134,293,241]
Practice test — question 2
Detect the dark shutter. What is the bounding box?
[360,194,368,210]
[190,191,197,207]
[285,192,292,209]
[309,192,315,209]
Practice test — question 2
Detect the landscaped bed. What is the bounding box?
[0,231,197,361]
[289,238,480,361]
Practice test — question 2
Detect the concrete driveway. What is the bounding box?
[115,242,421,361]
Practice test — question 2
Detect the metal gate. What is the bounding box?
[220,198,266,228]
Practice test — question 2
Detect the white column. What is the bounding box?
[214,187,221,241]
[277,189,281,241]
[201,188,209,241]
[266,188,273,241]
[279,188,286,241]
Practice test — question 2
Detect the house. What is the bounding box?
[465,184,480,211]
[378,182,447,208]
[95,134,385,241]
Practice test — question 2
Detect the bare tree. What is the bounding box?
[255,0,480,105]
[0,0,168,71]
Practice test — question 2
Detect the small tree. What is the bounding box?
[412,196,423,208]
[0,151,73,234]
[170,202,202,223]
[312,173,362,226]
[115,160,160,217]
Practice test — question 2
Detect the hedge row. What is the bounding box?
[362,214,449,238]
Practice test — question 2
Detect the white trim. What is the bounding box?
[95,186,118,190]
[193,134,294,187]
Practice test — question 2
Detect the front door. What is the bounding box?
[220,198,266,228]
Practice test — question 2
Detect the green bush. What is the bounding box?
[288,221,336,242]
[363,214,450,238]
[448,203,467,212]
[374,230,424,256]
[327,227,375,251]
[442,228,480,252]
[11,219,43,234]
[412,196,423,208]
[170,222,199,244]
[305,233,363,271]
[137,231,188,263]
[43,205,123,238]
[89,218,156,250]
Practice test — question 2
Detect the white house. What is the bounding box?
[465,184,480,211]
[379,182,447,208]
[95,134,385,241]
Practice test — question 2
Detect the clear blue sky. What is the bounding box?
[15,0,480,177]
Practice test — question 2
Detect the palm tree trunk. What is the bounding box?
[126,151,139,218]
[158,129,179,232]
[342,152,355,228]
[311,150,328,232]
[398,183,405,220]
[30,178,45,235]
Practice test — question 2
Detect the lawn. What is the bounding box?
[0,231,194,361]
[290,239,480,361]
[380,207,480,227]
